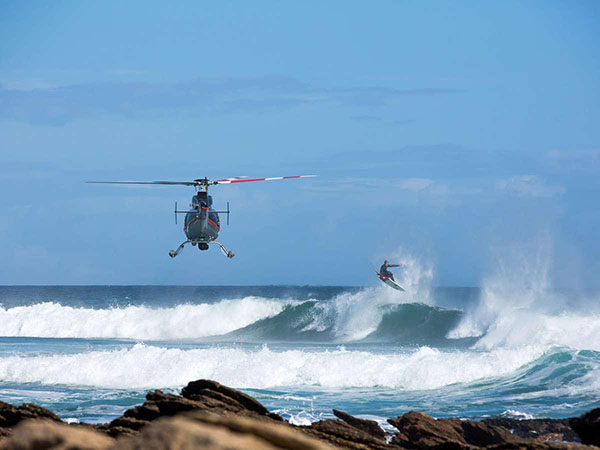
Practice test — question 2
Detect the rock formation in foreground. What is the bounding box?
[0,379,599,449]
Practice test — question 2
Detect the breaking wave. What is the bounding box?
[226,300,464,344]
[0,343,546,389]
[0,287,462,344]
[2,288,600,351]
[1,343,598,396]
[0,298,288,340]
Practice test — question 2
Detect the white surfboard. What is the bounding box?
[376,272,405,291]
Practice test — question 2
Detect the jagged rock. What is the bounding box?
[123,403,161,422]
[102,380,282,436]
[333,409,386,440]
[2,419,113,450]
[108,416,149,431]
[0,401,61,429]
[113,411,333,450]
[483,417,579,443]
[305,419,390,449]
[144,390,204,416]
[486,442,595,450]
[388,411,523,449]
[182,379,269,415]
[569,407,600,446]
[100,391,199,437]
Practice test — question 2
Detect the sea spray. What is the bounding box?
[389,250,434,302]
[449,242,555,340]
[302,252,435,341]
[448,241,600,350]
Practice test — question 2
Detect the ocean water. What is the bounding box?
[1,282,599,428]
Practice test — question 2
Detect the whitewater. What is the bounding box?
[0,281,599,425]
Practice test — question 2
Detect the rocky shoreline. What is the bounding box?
[0,379,598,449]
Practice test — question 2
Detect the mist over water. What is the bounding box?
[448,243,600,351]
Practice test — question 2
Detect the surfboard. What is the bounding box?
[376,272,405,291]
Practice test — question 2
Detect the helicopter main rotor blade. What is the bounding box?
[214,176,248,183]
[86,175,318,187]
[214,175,318,184]
[86,181,198,186]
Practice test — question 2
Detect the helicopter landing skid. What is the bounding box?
[169,240,191,258]
[214,241,235,258]
[168,240,234,259]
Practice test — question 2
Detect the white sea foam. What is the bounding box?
[0,343,546,390]
[302,287,411,341]
[500,410,535,420]
[0,298,287,340]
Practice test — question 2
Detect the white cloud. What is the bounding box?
[496,175,565,198]
[395,178,434,191]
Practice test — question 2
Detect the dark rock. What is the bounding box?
[108,416,149,431]
[0,401,62,429]
[123,403,161,422]
[181,379,270,415]
[460,421,521,447]
[569,407,600,446]
[389,411,467,449]
[486,443,592,450]
[144,390,205,416]
[333,409,386,440]
[483,417,579,443]
[101,380,282,436]
[305,419,390,449]
[388,411,522,449]
[104,425,139,438]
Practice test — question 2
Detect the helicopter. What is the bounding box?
[86,175,317,258]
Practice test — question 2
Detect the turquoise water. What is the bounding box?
[0,285,599,426]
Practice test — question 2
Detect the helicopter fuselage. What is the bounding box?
[184,193,220,244]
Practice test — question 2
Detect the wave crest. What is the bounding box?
[0,298,287,340]
[0,343,551,390]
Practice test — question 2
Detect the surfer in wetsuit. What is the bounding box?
[380,260,402,281]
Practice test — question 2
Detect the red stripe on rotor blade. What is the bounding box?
[229,178,267,183]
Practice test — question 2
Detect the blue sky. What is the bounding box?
[1,1,599,287]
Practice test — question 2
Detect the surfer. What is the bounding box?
[380,260,402,281]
